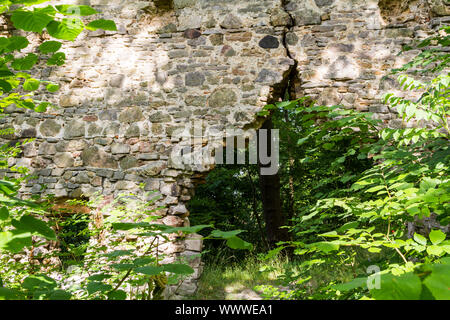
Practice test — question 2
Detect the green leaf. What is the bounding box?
[46,83,59,92]
[47,52,66,66]
[423,264,450,300]
[23,78,40,91]
[0,69,14,77]
[209,229,244,239]
[226,236,253,250]
[18,215,56,240]
[370,272,422,300]
[429,229,446,245]
[55,5,98,16]
[0,206,9,221]
[39,41,62,54]
[426,245,443,256]
[132,257,154,267]
[111,263,133,271]
[0,287,22,300]
[11,53,38,70]
[366,185,385,193]
[312,241,340,253]
[135,265,164,276]
[11,9,53,32]
[332,277,367,291]
[4,36,29,52]
[35,102,50,113]
[86,19,117,31]
[107,290,126,300]
[46,18,84,41]
[163,264,194,275]
[87,274,112,281]
[103,250,132,258]
[0,230,32,253]
[0,79,12,92]
[414,233,427,246]
[12,0,51,6]
[337,221,358,232]
[22,274,57,291]
[87,282,112,295]
[48,290,71,300]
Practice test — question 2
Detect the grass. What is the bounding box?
[189,248,382,300]
[190,254,290,300]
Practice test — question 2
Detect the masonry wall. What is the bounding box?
[2,0,449,298]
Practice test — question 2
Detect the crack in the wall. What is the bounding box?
[268,0,300,104]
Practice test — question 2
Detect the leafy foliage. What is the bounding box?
[260,26,450,300]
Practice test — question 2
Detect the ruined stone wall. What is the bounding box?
[2,0,449,298]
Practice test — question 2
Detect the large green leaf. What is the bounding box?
[11,53,38,70]
[46,83,60,92]
[46,18,84,41]
[86,19,117,31]
[429,229,446,245]
[11,0,50,6]
[22,274,57,291]
[48,290,72,300]
[16,215,56,240]
[0,206,9,220]
[87,282,112,295]
[370,272,422,300]
[226,236,253,250]
[163,263,194,275]
[11,9,53,32]
[47,52,66,66]
[55,5,98,16]
[209,229,244,239]
[39,40,62,54]
[423,264,450,300]
[107,290,126,300]
[111,263,133,271]
[332,277,368,291]
[23,78,40,91]
[0,287,22,300]
[0,79,12,92]
[312,241,340,253]
[414,233,427,246]
[4,36,29,52]
[87,274,112,282]
[135,265,164,276]
[0,230,32,253]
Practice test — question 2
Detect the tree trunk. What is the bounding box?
[284,110,296,223]
[258,118,290,247]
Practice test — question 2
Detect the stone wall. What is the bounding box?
[2,0,449,298]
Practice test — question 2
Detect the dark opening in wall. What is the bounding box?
[50,199,91,269]
[153,0,174,13]
[378,0,430,24]
[379,0,413,24]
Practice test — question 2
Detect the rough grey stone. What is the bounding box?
[255,69,283,84]
[81,146,118,169]
[111,143,130,154]
[185,72,205,87]
[149,112,171,123]
[54,152,74,168]
[64,120,85,139]
[120,156,138,170]
[119,106,144,123]
[207,88,238,108]
[220,14,243,29]
[39,119,61,137]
